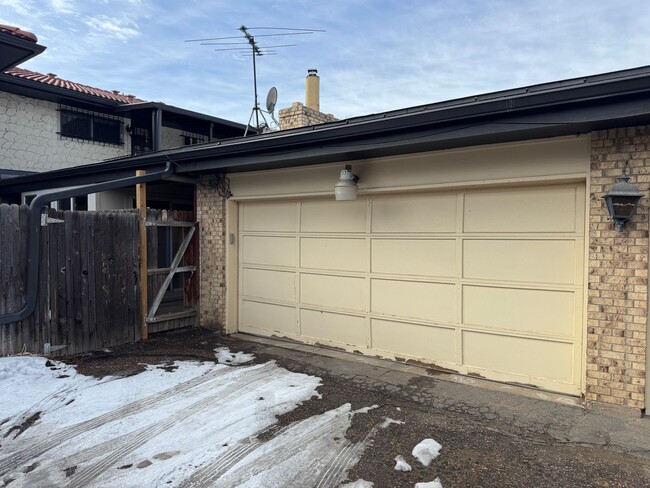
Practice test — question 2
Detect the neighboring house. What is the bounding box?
[5,64,650,415]
[0,24,248,211]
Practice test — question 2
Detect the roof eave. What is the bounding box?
[0,72,123,110]
[4,69,650,195]
[0,33,46,71]
[115,102,248,131]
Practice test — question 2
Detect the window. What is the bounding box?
[182,130,205,146]
[59,107,124,145]
[131,126,152,154]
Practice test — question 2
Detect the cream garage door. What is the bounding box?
[238,184,585,394]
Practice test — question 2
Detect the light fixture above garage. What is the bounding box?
[334,165,360,201]
[603,166,643,232]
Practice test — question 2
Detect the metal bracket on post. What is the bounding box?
[40,214,64,226]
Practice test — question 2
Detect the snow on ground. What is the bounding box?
[214,347,254,365]
[412,438,443,467]
[393,454,412,472]
[415,478,443,488]
[0,349,377,487]
[340,480,374,487]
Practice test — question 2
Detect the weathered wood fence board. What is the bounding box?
[0,205,142,357]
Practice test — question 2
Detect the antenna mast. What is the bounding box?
[239,25,262,135]
[185,26,324,135]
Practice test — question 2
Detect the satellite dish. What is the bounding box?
[266,86,278,113]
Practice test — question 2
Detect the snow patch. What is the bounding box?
[380,417,404,429]
[393,454,412,472]
[412,438,442,467]
[354,404,379,414]
[214,347,254,365]
[340,480,374,487]
[415,478,443,488]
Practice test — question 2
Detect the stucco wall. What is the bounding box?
[161,126,186,150]
[0,92,130,172]
[587,126,649,410]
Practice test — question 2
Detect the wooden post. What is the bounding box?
[136,170,148,340]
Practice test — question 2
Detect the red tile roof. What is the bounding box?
[5,67,146,104]
[0,24,38,43]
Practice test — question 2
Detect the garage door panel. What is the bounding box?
[242,268,295,302]
[301,200,366,233]
[301,309,366,346]
[240,300,296,335]
[463,187,578,233]
[371,279,457,323]
[462,331,574,383]
[242,236,296,267]
[301,273,365,312]
[463,285,575,337]
[239,182,585,396]
[371,239,457,277]
[242,201,296,232]
[301,238,366,272]
[371,194,456,233]
[463,239,576,285]
[371,319,456,363]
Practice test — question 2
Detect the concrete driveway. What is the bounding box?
[2,327,650,488]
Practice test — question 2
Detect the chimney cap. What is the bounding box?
[307,68,318,76]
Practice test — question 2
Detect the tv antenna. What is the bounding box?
[185,25,324,136]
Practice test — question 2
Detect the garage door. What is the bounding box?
[238,184,585,394]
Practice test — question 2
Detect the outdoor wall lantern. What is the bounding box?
[334,165,360,201]
[603,167,643,232]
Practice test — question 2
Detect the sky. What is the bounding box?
[2,0,650,125]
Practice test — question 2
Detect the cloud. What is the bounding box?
[84,15,140,41]
[0,0,36,16]
[51,0,74,14]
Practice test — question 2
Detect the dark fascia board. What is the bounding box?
[0,72,121,112]
[4,69,650,195]
[114,102,248,131]
[0,32,46,71]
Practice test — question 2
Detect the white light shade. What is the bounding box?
[334,166,359,201]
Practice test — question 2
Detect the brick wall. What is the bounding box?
[278,102,337,130]
[196,177,226,328]
[588,126,649,409]
[0,92,130,171]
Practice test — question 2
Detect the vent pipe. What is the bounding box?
[305,69,320,112]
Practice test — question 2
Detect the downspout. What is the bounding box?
[0,162,174,326]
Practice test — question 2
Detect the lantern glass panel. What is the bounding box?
[611,196,638,219]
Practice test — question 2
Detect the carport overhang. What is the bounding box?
[4,65,650,197]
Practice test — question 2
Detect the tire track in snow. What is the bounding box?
[315,425,379,488]
[61,363,280,488]
[0,363,269,477]
[177,422,295,488]
[212,406,353,487]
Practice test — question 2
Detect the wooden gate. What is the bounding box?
[0,205,198,357]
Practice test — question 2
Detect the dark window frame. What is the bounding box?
[59,106,124,146]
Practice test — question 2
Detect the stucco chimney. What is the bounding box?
[305,68,320,112]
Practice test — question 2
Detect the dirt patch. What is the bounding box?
[58,328,236,378]
[4,412,41,440]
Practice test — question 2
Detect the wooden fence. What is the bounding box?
[0,205,197,357]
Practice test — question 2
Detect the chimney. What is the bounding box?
[305,68,320,112]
